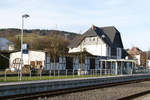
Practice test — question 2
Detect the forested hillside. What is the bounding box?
[0,28,80,69]
[0,28,80,52]
[0,28,79,40]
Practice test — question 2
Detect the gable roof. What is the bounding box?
[69,25,124,48]
[127,47,143,57]
[100,26,123,48]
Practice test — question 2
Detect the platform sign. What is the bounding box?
[23,49,28,54]
[22,44,28,50]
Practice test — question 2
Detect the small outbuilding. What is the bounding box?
[0,37,15,51]
[9,50,46,69]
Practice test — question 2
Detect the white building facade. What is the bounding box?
[68,25,124,59]
[69,36,109,57]
[9,50,46,69]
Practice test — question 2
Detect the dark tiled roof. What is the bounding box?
[100,26,123,48]
[69,25,124,48]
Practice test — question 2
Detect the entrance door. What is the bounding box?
[90,58,95,69]
[66,57,73,69]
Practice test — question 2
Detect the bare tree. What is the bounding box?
[140,52,146,67]
[44,35,69,76]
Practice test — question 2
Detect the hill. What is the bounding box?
[0,28,81,51]
[0,28,80,40]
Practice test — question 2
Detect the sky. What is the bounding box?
[0,0,150,51]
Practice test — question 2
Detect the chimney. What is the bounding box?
[91,24,95,30]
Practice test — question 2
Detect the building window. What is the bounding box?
[37,61,42,66]
[93,38,95,41]
[51,57,59,63]
[107,47,111,57]
[111,48,116,56]
[117,48,122,58]
[30,61,35,67]
[109,47,111,57]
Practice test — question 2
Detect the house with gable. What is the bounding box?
[0,37,15,51]
[68,25,125,59]
[127,47,142,66]
[45,25,127,71]
[66,25,135,75]
[7,25,135,75]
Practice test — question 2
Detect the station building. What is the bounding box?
[44,25,135,75]
[9,50,46,70]
[9,25,136,75]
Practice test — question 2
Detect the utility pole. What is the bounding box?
[20,14,30,80]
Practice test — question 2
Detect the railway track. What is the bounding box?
[1,78,149,100]
[118,90,150,100]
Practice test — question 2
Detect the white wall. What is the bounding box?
[69,36,108,56]
[135,55,141,65]
[8,44,15,51]
[29,51,45,67]
[9,52,21,69]
[147,60,150,68]
[10,51,46,68]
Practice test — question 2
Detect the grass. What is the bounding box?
[0,74,114,82]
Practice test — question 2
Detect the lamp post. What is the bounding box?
[20,14,30,80]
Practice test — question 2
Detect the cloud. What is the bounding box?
[0,0,150,50]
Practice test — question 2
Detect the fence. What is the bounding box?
[1,68,150,82]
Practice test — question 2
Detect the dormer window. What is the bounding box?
[101,35,105,38]
[117,48,122,59]
[93,38,95,41]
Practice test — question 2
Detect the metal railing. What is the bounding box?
[1,68,150,82]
